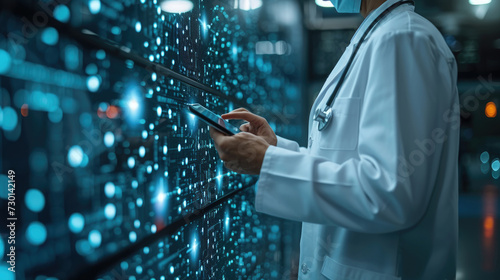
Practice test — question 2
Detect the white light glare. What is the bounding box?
[128,99,139,112]
[315,0,334,8]
[235,0,263,11]
[160,0,194,13]
[469,0,491,5]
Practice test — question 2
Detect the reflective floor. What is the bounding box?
[458,184,500,279]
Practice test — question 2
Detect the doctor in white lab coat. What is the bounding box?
[210,0,460,278]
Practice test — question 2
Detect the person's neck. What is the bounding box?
[360,0,387,18]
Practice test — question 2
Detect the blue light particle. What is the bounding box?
[89,0,101,14]
[129,231,137,242]
[68,145,84,168]
[492,159,500,172]
[0,49,12,74]
[41,27,59,46]
[68,213,85,233]
[104,203,116,220]
[104,182,116,198]
[53,5,70,23]
[480,151,490,164]
[139,146,146,158]
[25,189,45,213]
[104,131,115,148]
[26,222,47,246]
[88,230,102,248]
[0,264,14,280]
[135,22,142,32]
[86,76,100,92]
[157,106,162,117]
[2,107,17,131]
[128,157,136,168]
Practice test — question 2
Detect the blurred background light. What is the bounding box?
[469,0,491,5]
[160,0,194,13]
[485,102,497,118]
[315,0,334,8]
[235,0,263,10]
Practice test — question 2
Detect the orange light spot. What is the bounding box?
[106,106,119,119]
[484,216,494,230]
[21,104,29,117]
[485,102,497,118]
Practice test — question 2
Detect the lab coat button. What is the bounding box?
[301,263,309,274]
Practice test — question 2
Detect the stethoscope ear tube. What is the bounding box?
[314,0,415,132]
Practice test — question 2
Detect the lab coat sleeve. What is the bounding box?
[255,31,454,233]
[276,136,307,153]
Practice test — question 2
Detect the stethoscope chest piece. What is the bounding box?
[314,107,333,131]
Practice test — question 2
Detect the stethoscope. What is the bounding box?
[314,0,415,131]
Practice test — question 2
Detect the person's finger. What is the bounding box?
[221,111,261,123]
[209,126,226,143]
[240,123,250,132]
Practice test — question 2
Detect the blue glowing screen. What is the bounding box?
[0,0,304,279]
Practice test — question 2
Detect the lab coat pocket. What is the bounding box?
[319,98,361,151]
[321,256,401,280]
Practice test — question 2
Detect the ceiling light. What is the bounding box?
[469,0,491,5]
[315,0,334,8]
[160,0,194,14]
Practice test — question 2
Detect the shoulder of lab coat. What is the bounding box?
[256,27,458,234]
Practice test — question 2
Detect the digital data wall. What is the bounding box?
[0,0,305,279]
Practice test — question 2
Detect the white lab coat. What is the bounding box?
[255,0,459,279]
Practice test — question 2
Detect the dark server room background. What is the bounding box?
[0,0,499,279]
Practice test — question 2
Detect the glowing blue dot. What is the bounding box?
[134,220,140,228]
[68,213,85,233]
[41,27,59,46]
[136,198,143,207]
[157,106,162,117]
[163,145,168,154]
[492,159,500,172]
[68,145,85,168]
[104,203,116,220]
[88,230,102,248]
[152,72,157,81]
[480,151,490,164]
[147,165,153,174]
[170,266,174,274]
[25,189,45,212]
[149,123,155,130]
[89,0,101,14]
[54,5,70,23]
[111,26,121,35]
[26,222,47,246]
[151,224,157,233]
[48,108,63,124]
[136,265,143,274]
[128,157,136,168]
[2,107,17,131]
[132,180,138,189]
[135,22,142,32]
[104,182,115,198]
[149,55,154,61]
[178,144,181,152]
[0,49,12,74]
[104,132,115,148]
[142,130,148,139]
[139,146,146,158]
[86,76,100,92]
[129,231,137,242]
[0,264,14,280]
[143,247,149,254]
[96,50,106,60]
[0,238,3,256]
